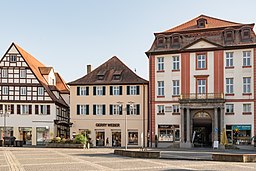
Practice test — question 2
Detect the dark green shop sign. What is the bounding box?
[232,125,251,131]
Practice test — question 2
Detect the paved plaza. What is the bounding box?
[0,147,256,171]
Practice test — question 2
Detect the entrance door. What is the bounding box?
[193,112,212,147]
[112,132,121,147]
[96,131,105,146]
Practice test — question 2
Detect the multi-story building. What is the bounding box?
[0,43,70,145]
[146,15,256,148]
[69,56,148,147]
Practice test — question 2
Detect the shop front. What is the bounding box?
[226,125,252,145]
[0,127,14,140]
[36,127,50,145]
[158,125,180,142]
[19,127,32,145]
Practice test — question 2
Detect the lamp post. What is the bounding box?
[0,109,11,146]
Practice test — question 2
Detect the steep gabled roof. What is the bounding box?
[161,14,243,33]
[55,72,70,94]
[11,43,69,106]
[68,56,148,85]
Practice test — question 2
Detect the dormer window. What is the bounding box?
[97,70,106,80]
[241,28,251,40]
[224,29,234,42]
[156,35,165,47]
[171,34,180,46]
[10,54,17,62]
[97,75,104,80]
[113,70,123,80]
[197,18,207,28]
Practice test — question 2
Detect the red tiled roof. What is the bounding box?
[161,14,242,33]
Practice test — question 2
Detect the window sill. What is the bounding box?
[172,69,180,72]
[225,66,234,69]
[157,113,165,115]
[242,112,252,115]
[242,66,252,68]
[157,96,165,98]
[172,113,180,115]
[157,70,165,73]
[195,68,207,70]
[225,94,234,96]
[243,93,252,96]
[172,95,180,97]
[225,112,234,115]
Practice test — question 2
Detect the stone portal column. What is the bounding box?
[214,107,218,142]
[186,108,191,143]
[220,107,224,131]
[180,108,184,143]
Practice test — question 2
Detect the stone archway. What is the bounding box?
[192,111,212,147]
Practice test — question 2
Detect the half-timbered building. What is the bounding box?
[0,43,70,145]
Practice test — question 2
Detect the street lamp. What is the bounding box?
[0,109,11,146]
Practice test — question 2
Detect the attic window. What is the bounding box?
[113,70,123,80]
[98,75,104,80]
[157,36,165,47]
[97,70,106,80]
[241,28,250,40]
[224,30,234,41]
[173,36,179,44]
[9,55,17,62]
[197,18,207,28]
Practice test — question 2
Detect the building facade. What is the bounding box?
[147,15,256,148]
[0,43,70,145]
[69,56,148,147]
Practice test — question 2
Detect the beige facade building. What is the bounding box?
[69,56,148,147]
[0,43,70,145]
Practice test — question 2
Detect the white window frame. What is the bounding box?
[157,57,164,71]
[197,79,206,94]
[173,105,180,113]
[226,52,233,67]
[112,105,121,115]
[243,77,251,93]
[2,69,8,78]
[38,87,44,96]
[226,78,234,94]
[226,104,234,113]
[129,104,137,115]
[20,69,26,78]
[2,86,9,95]
[243,104,251,113]
[21,105,29,115]
[39,105,48,115]
[243,51,251,66]
[197,54,206,69]
[113,86,120,95]
[157,105,165,114]
[20,87,27,95]
[172,56,180,70]
[158,81,164,96]
[172,80,180,95]
[9,55,17,62]
[96,86,103,96]
[80,105,88,115]
[80,87,88,96]
[96,105,103,115]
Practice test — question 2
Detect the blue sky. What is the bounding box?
[0,0,255,82]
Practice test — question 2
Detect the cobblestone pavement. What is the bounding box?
[0,147,256,171]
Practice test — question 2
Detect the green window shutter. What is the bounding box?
[110,105,113,115]
[119,86,122,95]
[103,105,106,115]
[35,105,39,114]
[86,87,89,95]
[126,104,130,115]
[77,87,80,95]
[77,105,80,115]
[93,105,96,115]
[103,86,106,95]
[136,104,140,115]
[127,86,130,95]
[93,87,96,95]
[86,105,89,115]
[136,86,140,95]
[110,86,113,95]
[47,105,50,115]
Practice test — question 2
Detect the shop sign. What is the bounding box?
[95,123,120,127]
[232,125,251,131]
[158,125,171,128]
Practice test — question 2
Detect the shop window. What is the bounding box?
[128,131,138,145]
[36,127,49,145]
[158,125,179,142]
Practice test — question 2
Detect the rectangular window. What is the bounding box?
[126,104,140,115]
[93,105,105,115]
[96,86,103,95]
[20,87,27,95]
[20,69,27,78]
[77,86,89,96]
[172,80,180,96]
[77,105,89,115]
[226,52,233,67]
[2,69,8,78]
[128,131,138,145]
[113,86,120,95]
[243,77,251,93]
[2,86,9,95]
[110,104,122,115]
[9,55,17,62]
[157,57,164,71]
[243,104,251,113]
[157,105,165,115]
[38,87,44,96]
[172,56,180,70]
[4,104,14,114]
[226,104,234,113]
[127,85,139,95]
[35,105,50,115]
[226,78,234,94]
[196,54,206,69]
[197,79,206,94]
[243,51,251,66]
[158,81,164,96]
[20,105,32,115]
[173,105,180,113]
